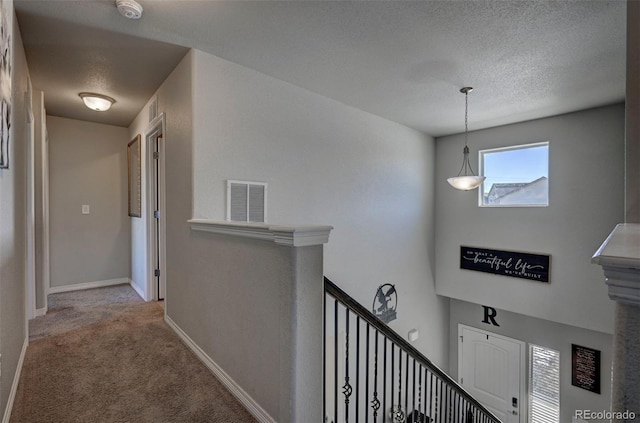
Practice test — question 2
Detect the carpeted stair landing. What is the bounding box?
[10,285,257,423]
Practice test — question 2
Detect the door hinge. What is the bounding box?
[154,210,160,219]
[154,269,160,277]
[153,151,160,159]
[460,335,463,342]
[460,378,463,384]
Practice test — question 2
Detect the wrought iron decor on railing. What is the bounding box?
[324,277,501,423]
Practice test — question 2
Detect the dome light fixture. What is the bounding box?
[447,87,486,191]
[116,0,143,20]
[79,92,116,112]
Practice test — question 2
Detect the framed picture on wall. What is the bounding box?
[0,0,12,169]
[127,135,142,217]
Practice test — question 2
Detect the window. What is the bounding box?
[226,180,267,223]
[479,142,549,207]
[530,345,560,423]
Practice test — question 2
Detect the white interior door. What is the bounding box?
[458,325,525,423]
[146,113,166,302]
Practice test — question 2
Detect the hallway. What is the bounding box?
[10,285,256,423]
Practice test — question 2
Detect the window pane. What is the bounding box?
[530,345,560,423]
[480,142,549,207]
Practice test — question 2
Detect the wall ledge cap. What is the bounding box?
[592,223,640,304]
[188,219,333,247]
[592,223,640,269]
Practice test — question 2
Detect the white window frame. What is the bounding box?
[478,141,549,208]
[529,344,560,423]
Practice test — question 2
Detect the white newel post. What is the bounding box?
[592,224,640,421]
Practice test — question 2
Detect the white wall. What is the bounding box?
[435,104,624,334]
[47,116,130,289]
[0,4,29,417]
[191,49,448,366]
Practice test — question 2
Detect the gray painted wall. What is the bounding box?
[0,10,29,418]
[627,0,640,223]
[190,49,448,366]
[47,116,130,288]
[435,104,625,334]
[32,89,47,310]
[449,299,613,423]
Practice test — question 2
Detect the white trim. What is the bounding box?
[164,315,276,423]
[35,307,47,317]
[188,219,333,247]
[48,278,130,294]
[2,338,29,423]
[145,113,167,302]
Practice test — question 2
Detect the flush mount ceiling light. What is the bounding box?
[79,92,116,112]
[116,0,143,20]
[447,87,486,191]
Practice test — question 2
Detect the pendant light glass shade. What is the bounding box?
[79,92,115,112]
[447,87,485,191]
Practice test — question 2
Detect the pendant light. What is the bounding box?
[447,87,486,191]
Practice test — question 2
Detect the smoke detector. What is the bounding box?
[116,0,143,20]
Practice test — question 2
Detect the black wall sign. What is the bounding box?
[460,246,550,283]
[572,344,601,394]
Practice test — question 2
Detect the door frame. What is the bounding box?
[25,91,36,322]
[457,324,527,422]
[145,113,166,302]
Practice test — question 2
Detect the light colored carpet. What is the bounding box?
[11,284,258,423]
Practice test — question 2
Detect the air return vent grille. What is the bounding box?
[227,180,267,223]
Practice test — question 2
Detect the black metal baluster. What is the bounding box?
[397,349,404,422]
[428,372,434,421]
[356,316,360,422]
[391,343,395,420]
[343,309,352,422]
[405,352,409,418]
[365,325,370,423]
[372,330,380,421]
[444,384,450,423]
[438,379,443,423]
[383,337,387,421]
[412,358,416,419]
[323,292,326,422]
[334,299,338,423]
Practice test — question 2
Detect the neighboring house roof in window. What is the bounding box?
[490,176,548,205]
[487,182,529,203]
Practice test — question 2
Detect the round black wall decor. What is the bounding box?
[373,284,397,324]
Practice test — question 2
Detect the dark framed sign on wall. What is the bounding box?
[460,246,550,283]
[572,344,601,394]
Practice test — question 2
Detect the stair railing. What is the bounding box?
[324,277,501,423]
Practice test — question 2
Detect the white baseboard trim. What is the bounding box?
[48,278,130,294]
[129,279,146,301]
[2,337,28,423]
[164,315,276,423]
[35,307,47,317]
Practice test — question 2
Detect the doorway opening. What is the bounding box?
[145,113,166,302]
[458,324,526,423]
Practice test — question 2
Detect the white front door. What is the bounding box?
[458,325,525,423]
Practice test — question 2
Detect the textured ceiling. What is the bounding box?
[14,0,626,135]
